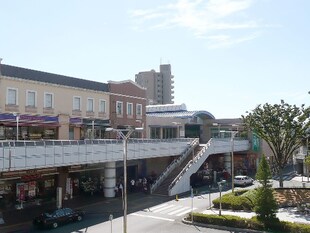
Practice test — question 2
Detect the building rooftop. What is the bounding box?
[1,64,109,92]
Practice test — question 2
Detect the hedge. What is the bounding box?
[188,212,310,233]
[212,189,256,211]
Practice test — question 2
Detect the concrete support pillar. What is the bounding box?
[58,114,70,140]
[224,153,232,175]
[160,128,163,139]
[57,168,69,200]
[104,162,116,198]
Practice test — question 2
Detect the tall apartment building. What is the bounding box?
[135,64,174,105]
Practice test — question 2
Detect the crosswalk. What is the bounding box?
[143,203,197,217]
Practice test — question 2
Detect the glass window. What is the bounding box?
[73,96,81,111]
[27,90,36,107]
[136,104,142,116]
[116,101,123,115]
[150,127,160,139]
[127,103,133,116]
[64,208,73,215]
[99,99,106,113]
[55,209,65,217]
[44,92,53,108]
[7,88,18,105]
[87,98,94,112]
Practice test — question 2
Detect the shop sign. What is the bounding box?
[2,170,27,178]
[21,174,41,181]
[17,184,25,201]
[70,118,82,124]
[252,133,260,152]
[0,126,4,137]
[69,165,82,171]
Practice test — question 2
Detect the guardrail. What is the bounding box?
[150,138,199,194]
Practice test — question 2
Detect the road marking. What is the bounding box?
[167,206,189,215]
[160,205,180,214]
[176,207,197,216]
[152,204,175,213]
[149,203,169,212]
[131,213,175,222]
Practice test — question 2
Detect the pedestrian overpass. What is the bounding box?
[0,138,250,196]
[0,138,194,172]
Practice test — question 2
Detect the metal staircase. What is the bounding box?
[152,144,204,196]
[168,138,250,196]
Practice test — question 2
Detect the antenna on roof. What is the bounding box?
[160,57,162,65]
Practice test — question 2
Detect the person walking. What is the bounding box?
[130,179,135,192]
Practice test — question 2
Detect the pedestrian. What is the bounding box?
[114,183,119,197]
[130,179,135,192]
[143,177,148,194]
[119,183,123,198]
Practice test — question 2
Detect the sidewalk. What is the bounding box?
[201,207,310,225]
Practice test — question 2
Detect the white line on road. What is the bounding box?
[149,203,169,211]
[176,207,197,216]
[152,204,175,213]
[131,213,175,222]
[167,206,189,215]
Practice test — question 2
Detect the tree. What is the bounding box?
[254,154,278,222]
[242,100,310,187]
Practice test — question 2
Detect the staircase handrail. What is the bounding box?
[150,138,199,194]
[168,139,212,191]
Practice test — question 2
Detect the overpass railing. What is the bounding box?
[0,138,195,172]
[150,138,199,194]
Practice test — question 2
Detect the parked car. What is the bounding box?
[33,207,85,229]
[234,175,254,187]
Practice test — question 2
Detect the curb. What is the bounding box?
[182,217,269,233]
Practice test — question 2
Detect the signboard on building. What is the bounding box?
[252,133,260,152]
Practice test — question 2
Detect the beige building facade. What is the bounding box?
[0,63,112,140]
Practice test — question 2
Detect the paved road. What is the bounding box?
[2,169,308,233]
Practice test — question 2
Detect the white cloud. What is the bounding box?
[206,32,260,49]
[129,0,269,48]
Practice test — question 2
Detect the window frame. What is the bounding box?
[73,96,81,111]
[136,103,142,116]
[26,90,37,107]
[6,87,18,105]
[87,98,94,112]
[127,102,133,116]
[99,99,106,113]
[44,92,54,108]
[116,101,123,115]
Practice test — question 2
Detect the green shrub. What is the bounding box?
[189,212,310,233]
[212,189,256,211]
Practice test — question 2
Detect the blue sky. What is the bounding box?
[1,0,309,118]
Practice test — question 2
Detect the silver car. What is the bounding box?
[234,175,254,187]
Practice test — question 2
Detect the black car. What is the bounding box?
[33,207,85,229]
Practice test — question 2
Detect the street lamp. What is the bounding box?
[217,180,226,216]
[231,130,238,193]
[13,112,20,141]
[220,129,238,193]
[135,120,145,138]
[105,127,143,233]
